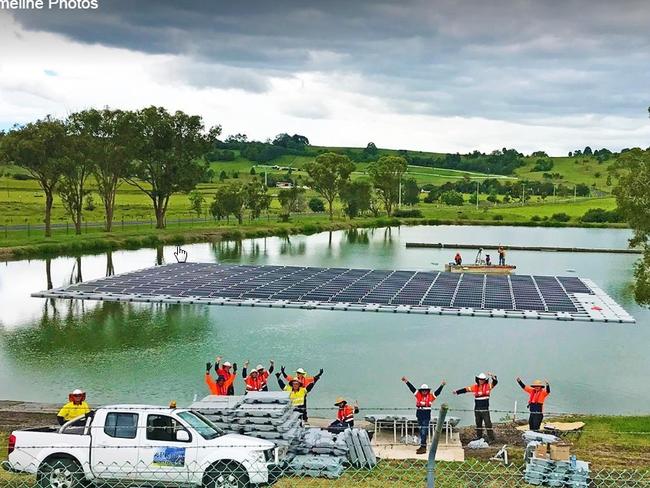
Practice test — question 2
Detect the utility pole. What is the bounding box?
[398,178,402,209]
[475,180,479,210]
[574,185,577,202]
[522,185,525,206]
[553,184,556,202]
[264,170,267,187]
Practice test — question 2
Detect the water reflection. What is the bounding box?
[345,228,370,245]
[1,301,212,359]
[106,251,115,277]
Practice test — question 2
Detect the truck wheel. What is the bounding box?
[204,461,249,488]
[37,458,84,488]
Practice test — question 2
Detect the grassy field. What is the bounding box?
[2,414,649,486]
[0,143,626,259]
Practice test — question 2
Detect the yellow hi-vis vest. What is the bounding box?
[284,385,307,406]
[57,401,91,421]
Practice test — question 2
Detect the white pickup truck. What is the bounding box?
[3,405,279,488]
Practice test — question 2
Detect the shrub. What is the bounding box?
[492,214,504,221]
[580,208,623,223]
[308,197,325,213]
[440,190,464,206]
[12,173,35,181]
[393,209,423,218]
[530,215,541,222]
[532,159,554,172]
[550,212,571,222]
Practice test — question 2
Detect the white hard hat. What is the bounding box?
[476,373,488,380]
[419,384,430,390]
[255,364,264,371]
[296,368,307,375]
[72,389,84,395]
[223,361,232,367]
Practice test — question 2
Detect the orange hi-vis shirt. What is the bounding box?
[205,372,235,395]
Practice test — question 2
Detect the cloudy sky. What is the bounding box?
[1,0,649,154]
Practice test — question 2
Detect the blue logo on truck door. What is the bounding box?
[153,447,186,467]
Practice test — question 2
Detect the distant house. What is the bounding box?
[276,181,293,189]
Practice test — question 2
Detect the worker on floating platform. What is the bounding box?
[328,397,360,433]
[454,252,462,265]
[57,389,91,425]
[485,254,492,266]
[516,377,550,431]
[215,356,237,395]
[281,366,316,388]
[242,360,274,391]
[498,246,506,266]
[453,372,498,443]
[402,376,446,454]
[205,362,235,395]
[276,369,323,421]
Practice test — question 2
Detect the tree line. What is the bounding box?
[0,107,221,235]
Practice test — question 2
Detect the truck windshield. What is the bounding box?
[177,411,223,440]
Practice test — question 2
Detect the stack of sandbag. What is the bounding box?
[232,392,304,447]
[524,457,590,487]
[190,393,304,448]
[189,395,242,431]
[286,455,345,479]
[342,428,377,469]
[293,428,349,456]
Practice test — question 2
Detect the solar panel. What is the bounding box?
[30,262,636,323]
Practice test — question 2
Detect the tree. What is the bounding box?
[219,170,228,181]
[67,108,137,232]
[367,155,408,215]
[363,142,378,157]
[58,133,94,235]
[440,190,464,206]
[188,190,205,217]
[401,178,420,206]
[126,107,220,228]
[1,117,69,237]
[340,180,372,218]
[611,147,650,304]
[211,182,245,223]
[277,186,306,221]
[250,166,256,175]
[244,177,271,220]
[308,197,325,213]
[304,152,355,219]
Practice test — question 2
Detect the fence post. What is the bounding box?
[27,222,30,237]
[427,403,448,488]
[121,217,124,230]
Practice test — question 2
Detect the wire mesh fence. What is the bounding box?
[2,451,650,487]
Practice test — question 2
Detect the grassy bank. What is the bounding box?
[0,208,629,262]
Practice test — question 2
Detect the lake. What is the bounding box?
[0,225,648,423]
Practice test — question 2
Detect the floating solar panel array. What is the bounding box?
[32,262,635,323]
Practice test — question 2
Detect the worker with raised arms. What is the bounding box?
[516,377,550,431]
[401,376,446,454]
[453,372,498,443]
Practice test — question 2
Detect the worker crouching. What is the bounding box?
[401,376,446,454]
[517,377,550,431]
[454,372,498,443]
[328,397,359,433]
[57,389,90,425]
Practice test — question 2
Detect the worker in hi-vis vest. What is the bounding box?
[516,377,550,431]
[402,376,446,454]
[57,389,91,425]
[453,372,498,443]
[276,369,323,421]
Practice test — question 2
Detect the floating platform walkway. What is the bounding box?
[32,263,635,323]
[405,242,641,254]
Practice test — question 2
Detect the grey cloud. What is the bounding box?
[9,0,650,122]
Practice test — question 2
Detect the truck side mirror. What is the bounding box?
[176,430,190,442]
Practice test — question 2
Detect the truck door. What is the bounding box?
[137,413,194,484]
[90,411,141,481]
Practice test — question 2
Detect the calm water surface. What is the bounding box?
[0,225,647,423]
